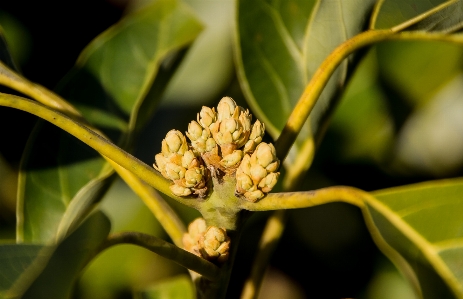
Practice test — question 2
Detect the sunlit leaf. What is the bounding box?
[365,178,463,299]
[235,0,376,154]
[406,0,463,32]
[17,0,203,244]
[372,0,448,29]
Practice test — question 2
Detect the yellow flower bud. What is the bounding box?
[198,106,217,129]
[220,150,243,168]
[217,97,238,121]
[165,163,186,181]
[183,218,207,256]
[199,226,230,263]
[170,184,192,196]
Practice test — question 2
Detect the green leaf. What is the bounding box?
[235,0,376,152]
[365,178,463,299]
[0,244,44,297]
[371,0,448,29]
[17,0,203,244]
[406,0,463,32]
[134,275,195,299]
[2,211,110,299]
[57,0,203,136]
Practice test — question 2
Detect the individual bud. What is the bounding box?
[215,118,240,146]
[182,166,207,188]
[220,150,243,168]
[187,120,217,154]
[243,189,264,203]
[217,97,239,121]
[243,120,265,153]
[170,184,192,197]
[206,138,217,152]
[153,153,167,175]
[235,168,254,194]
[212,101,252,156]
[164,163,186,181]
[182,150,200,169]
[250,164,267,185]
[183,218,207,256]
[198,106,217,129]
[186,120,205,141]
[258,172,279,193]
[199,226,230,263]
[161,130,188,156]
[253,142,278,168]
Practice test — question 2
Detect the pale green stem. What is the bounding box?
[97,232,220,281]
[240,210,285,299]
[241,186,366,211]
[0,62,82,117]
[0,93,199,210]
[274,29,463,162]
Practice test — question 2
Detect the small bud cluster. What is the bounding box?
[153,130,208,197]
[183,218,230,264]
[154,97,280,201]
[235,143,280,202]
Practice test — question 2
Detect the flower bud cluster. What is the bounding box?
[235,143,280,202]
[183,218,230,264]
[153,130,208,197]
[153,97,279,201]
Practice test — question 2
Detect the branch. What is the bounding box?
[0,93,201,212]
[98,232,220,281]
[240,186,367,211]
[0,63,190,245]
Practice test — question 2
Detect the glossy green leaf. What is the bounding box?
[372,0,448,29]
[134,275,195,299]
[235,0,376,150]
[365,178,463,299]
[0,244,44,297]
[2,211,110,299]
[406,0,463,32]
[17,0,203,244]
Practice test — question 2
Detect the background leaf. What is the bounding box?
[365,178,463,299]
[406,0,463,32]
[2,211,110,299]
[372,0,448,29]
[17,0,202,244]
[235,0,376,162]
[0,244,44,297]
[134,275,195,299]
